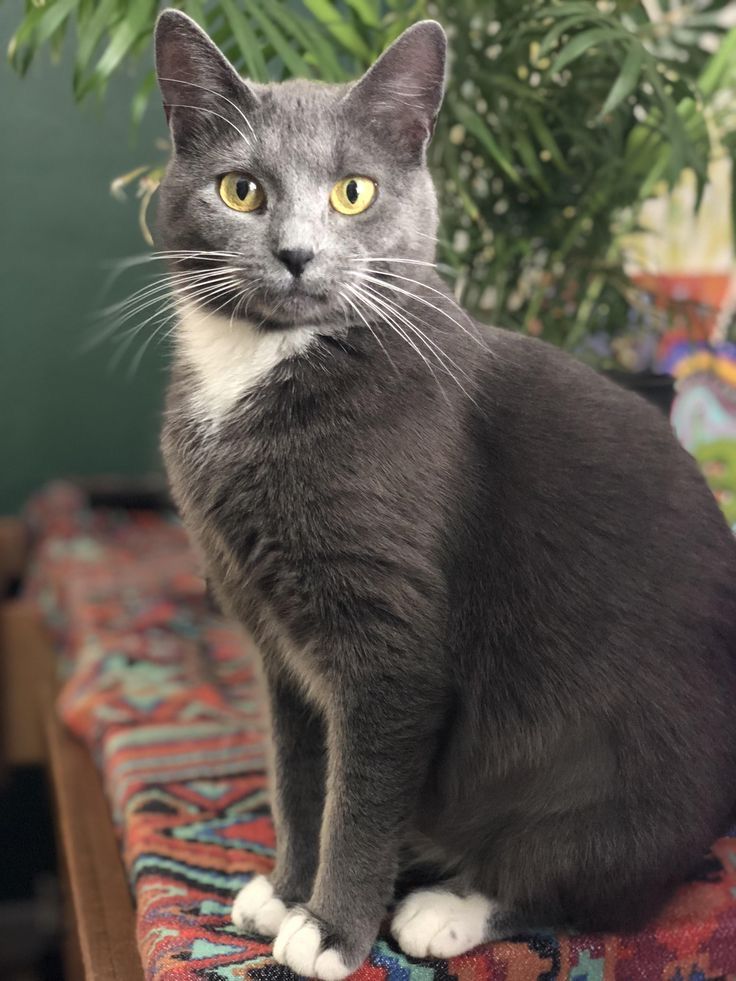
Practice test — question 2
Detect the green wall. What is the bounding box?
[1,5,170,513]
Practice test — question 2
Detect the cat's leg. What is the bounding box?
[232,671,326,938]
[390,883,514,958]
[272,677,444,980]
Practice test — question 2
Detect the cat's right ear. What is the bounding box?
[343,21,447,161]
[154,9,258,150]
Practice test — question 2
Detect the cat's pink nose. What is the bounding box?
[276,248,314,278]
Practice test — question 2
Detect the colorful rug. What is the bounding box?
[24,483,736,980]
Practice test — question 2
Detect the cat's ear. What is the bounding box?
[343,21,447,159]
[154,9,258,149]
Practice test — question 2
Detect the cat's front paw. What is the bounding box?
[232,874,288,938]
[273,907,367,980]
[391,888,496,958]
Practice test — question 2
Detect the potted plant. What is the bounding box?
[7,0,736,388]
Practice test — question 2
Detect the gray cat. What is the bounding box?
[153,9,736,979]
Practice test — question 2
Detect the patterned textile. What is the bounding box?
[24,483,736,980]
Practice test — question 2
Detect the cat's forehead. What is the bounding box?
[236,79,377,177]
[253,78,347,114]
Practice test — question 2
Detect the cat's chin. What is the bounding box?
[244,292,337,332]
[251,313,332,332]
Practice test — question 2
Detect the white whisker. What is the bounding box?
[161,102,252,148]
[357,282,472,382]
[349,271,487,350]
[158,76,256,138]
[119,277,241,368]
[347,283,447,398]
[348,256,438,268]
[339,289,399,376]
[101,274,241,365]
[351,283,476,404]
[100,270,238,334]
[101,267,236,318]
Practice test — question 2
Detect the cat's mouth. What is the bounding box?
[184,272,335,330]
[246,282,335,331]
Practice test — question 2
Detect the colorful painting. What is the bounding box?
[656,337,736,529]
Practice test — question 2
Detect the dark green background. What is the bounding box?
[1,4,169,513]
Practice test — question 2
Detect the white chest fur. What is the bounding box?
[175,302,315,426]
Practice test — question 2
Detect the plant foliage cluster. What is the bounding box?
[7,0,736,358]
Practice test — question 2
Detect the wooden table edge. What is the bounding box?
[0,513,145,981]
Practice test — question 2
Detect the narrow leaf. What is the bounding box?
[241,0,313,78]
[451,100,523,185]
[131,69,156,127]
[551,27,626,74]
[598,43,643,116]
[344,0,381,29]
[74,0,119,86]
[33,0,78,49]
[301,0,372,62]
[182,0,208,27]
[536,2,611,19]
[220,0,268,81]
[515,129,551,193]
[93,0,156,83]
[268,4,347,82]
[8,6,45,69]
[699,25,736,97]
[538,13,599,58]
[526,107,571,173]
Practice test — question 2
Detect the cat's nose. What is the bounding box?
[276,248,314,278]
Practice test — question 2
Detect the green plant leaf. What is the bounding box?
[240,0,314,78]
[33,0,78,49]
[301,0,372,62]
[446,155,480,222]
[8,0,78,73]
[537,2,612,19]
[89,0,157,88]
[344,0,381,29]
[74,0,119,93]
[641,62,692,183]
[182,0,208,27]
[451,100,523,186]
[551,26,627,74]
[525,107,571,173]
[538,12,604,59]
[698,24,736,97]
[514,129,551,193]
[7,5,44,70]
[132,69,156,127]
[598,42,643,116]
[220,0,269,81]
[477,72,546,104]
[268,4,348,82]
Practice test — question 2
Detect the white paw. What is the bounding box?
[231,875,288,938]
[273,909,352,980]
[391,889,496,959]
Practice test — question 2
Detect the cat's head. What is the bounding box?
[154,9,446,331]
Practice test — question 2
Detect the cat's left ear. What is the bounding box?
[154,8,258,150]
[343,21,447,159]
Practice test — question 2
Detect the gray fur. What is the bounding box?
[154,9,736,975]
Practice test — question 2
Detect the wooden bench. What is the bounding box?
[0,516,144,981]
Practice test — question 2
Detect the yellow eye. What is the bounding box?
[330,176,377,216]
[219,172,265,212]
